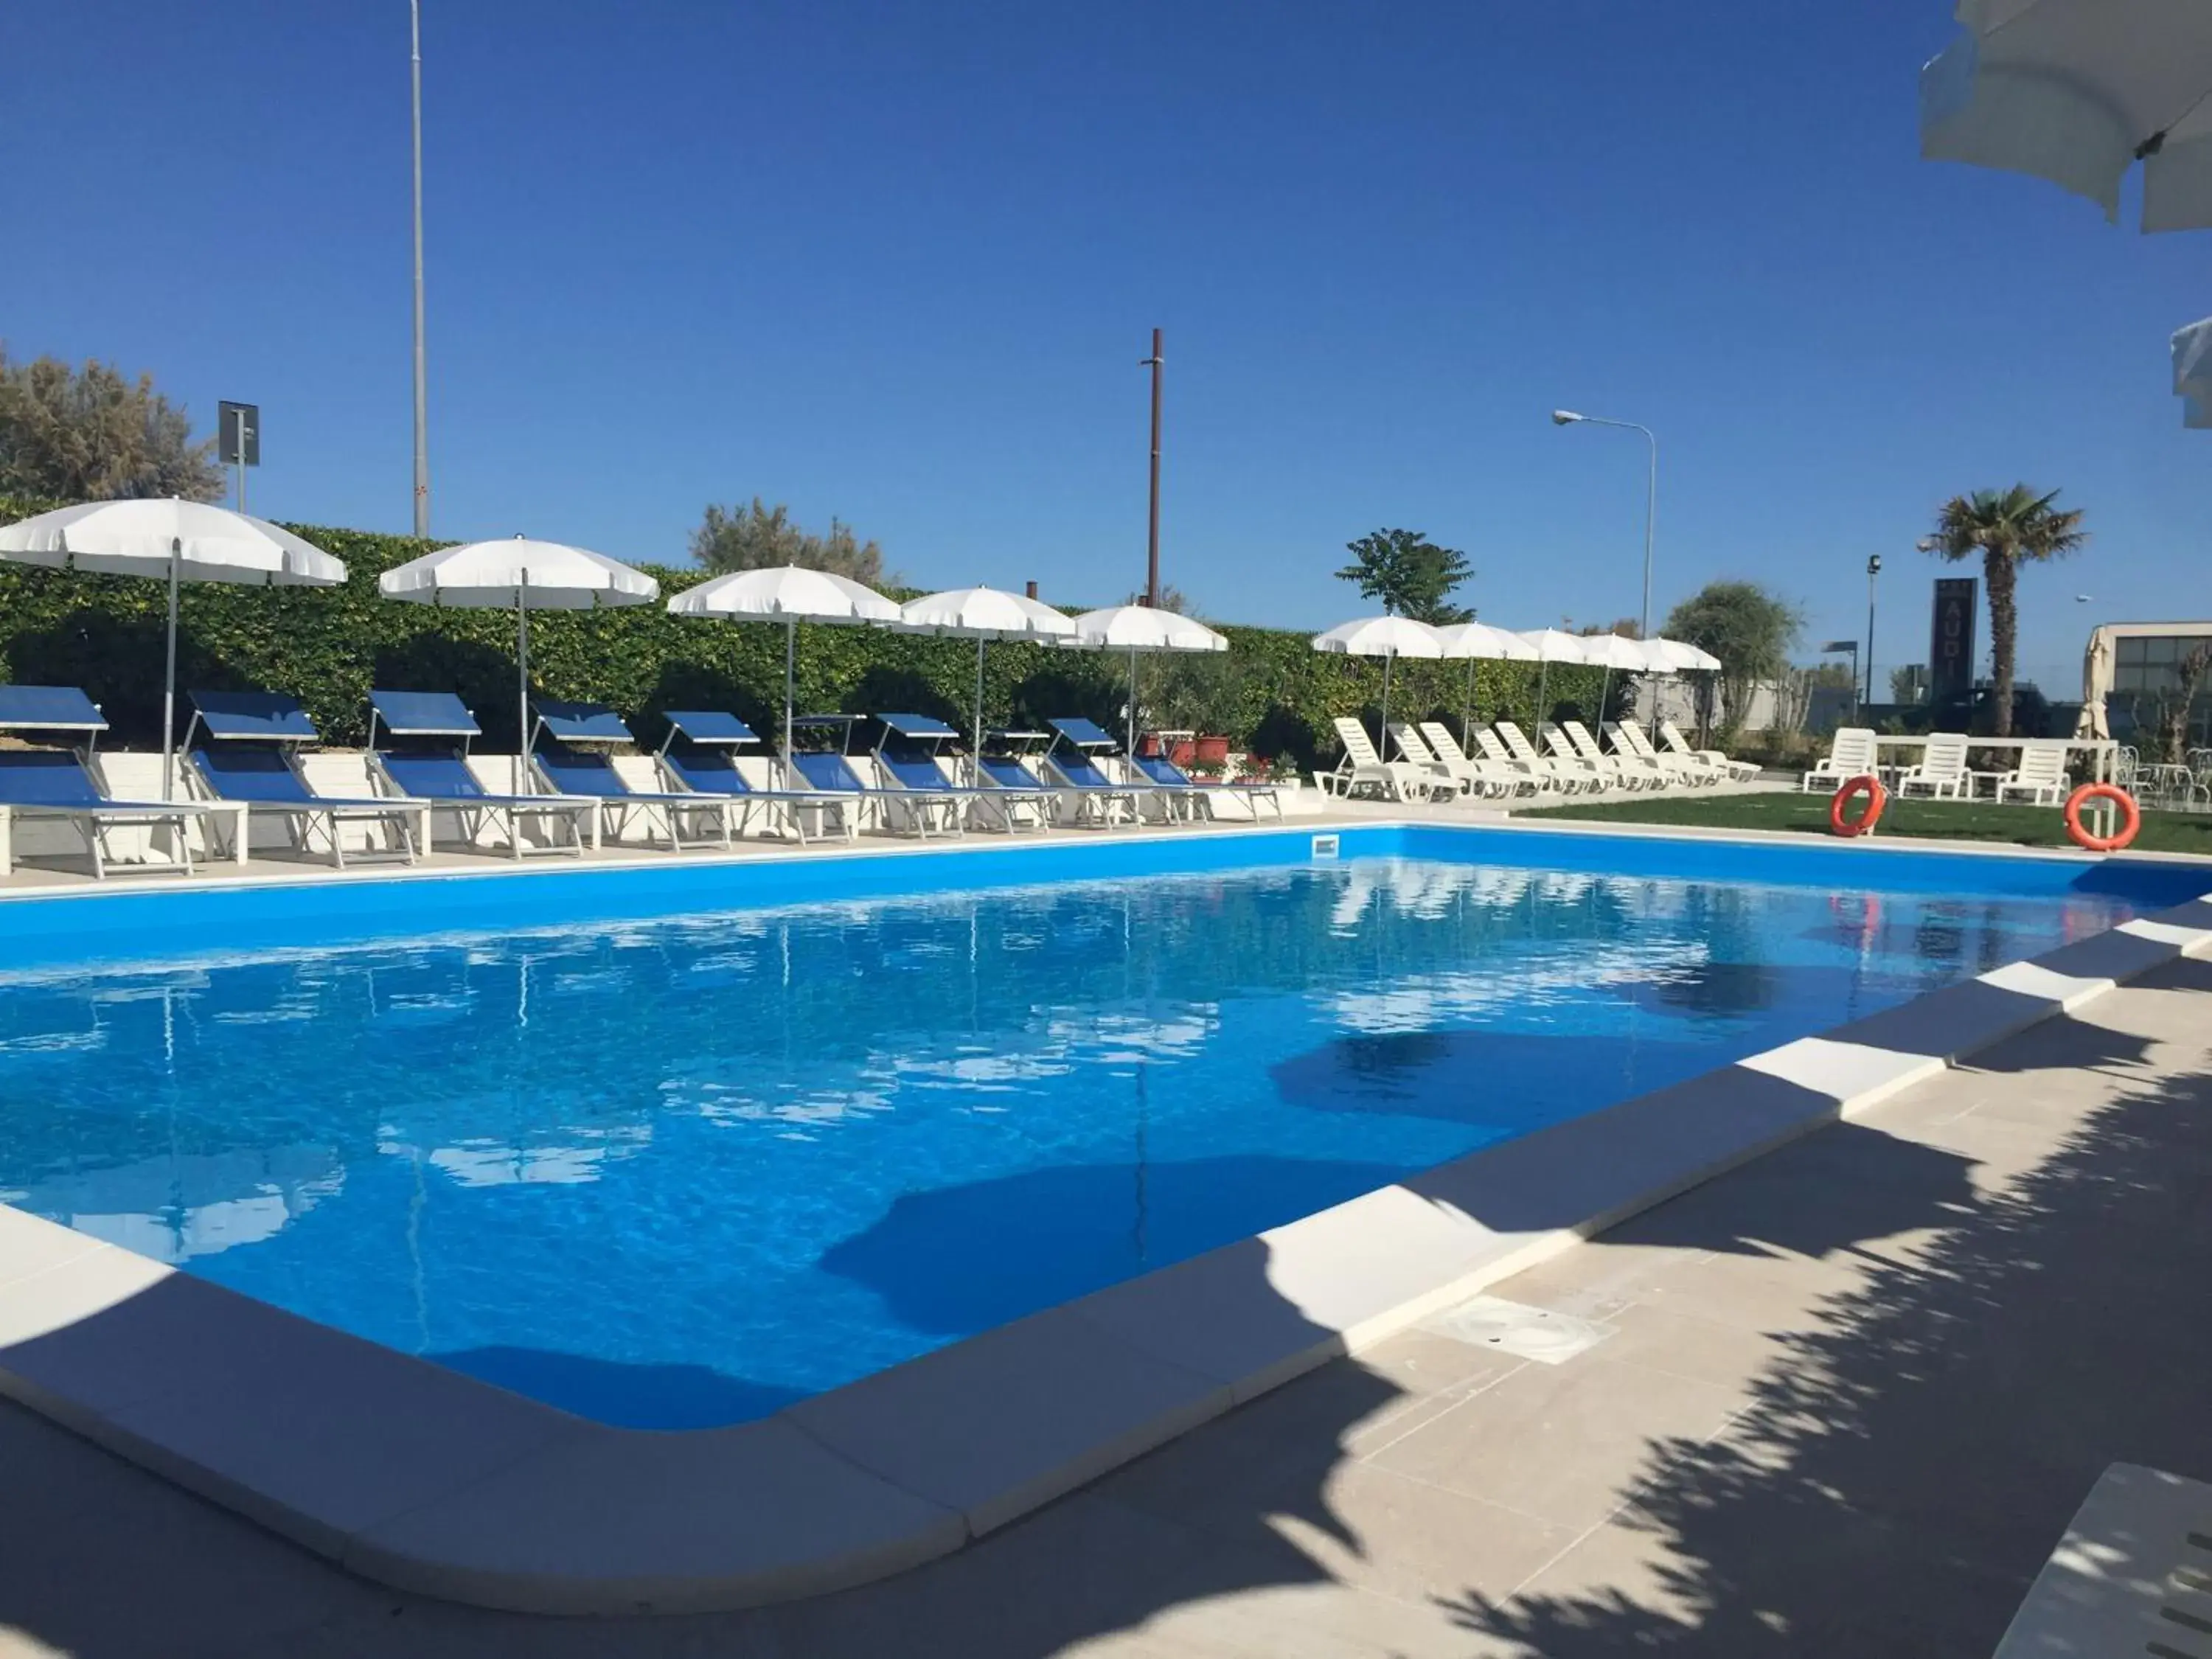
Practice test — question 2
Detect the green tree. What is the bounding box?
[1925,484,2087,737]
[1663,580,1804,742]
[1123,585,1191,614]
[2154,641,2212,762]
[1888,663,1927,705]
[689,498,892,586]
[0,347,221,503]
[1333,527,1473,624]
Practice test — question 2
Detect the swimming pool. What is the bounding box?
[0,826,2200,1429]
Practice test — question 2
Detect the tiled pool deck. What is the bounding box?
[1,936,2207,1655]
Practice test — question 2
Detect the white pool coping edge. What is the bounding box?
[0,872,2206,1613]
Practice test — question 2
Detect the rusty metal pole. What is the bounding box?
[1141,329,1163,607]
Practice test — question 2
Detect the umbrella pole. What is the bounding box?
[161,543,180,800]
[785,619,797,790]
[1461,656,1475,749]
[1599,667,1612,727]
[973,636,987,787]
[1537,660,1549,729]
[1128,644,1138,759]
[516,582,532,793]
[1380,652,1394,751]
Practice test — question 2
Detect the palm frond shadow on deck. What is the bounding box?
[1446,953,2212,1656]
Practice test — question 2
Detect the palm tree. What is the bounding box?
[1926,485,2087,737]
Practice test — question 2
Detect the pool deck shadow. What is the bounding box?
[1,956,2211,1654]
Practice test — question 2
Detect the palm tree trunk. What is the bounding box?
[1984,549,2018,738]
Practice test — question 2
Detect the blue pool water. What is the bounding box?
[0,830,2197,1427]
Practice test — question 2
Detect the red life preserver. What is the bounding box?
[2063,783,2140,852]
[1829,774,1886,838]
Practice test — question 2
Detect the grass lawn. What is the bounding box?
[1520,789,2212,857]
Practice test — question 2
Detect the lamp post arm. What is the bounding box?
[1561,415,1656,639]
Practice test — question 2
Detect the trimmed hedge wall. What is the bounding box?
[0,495,1609,768]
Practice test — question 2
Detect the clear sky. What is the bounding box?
[6,0,2205,687]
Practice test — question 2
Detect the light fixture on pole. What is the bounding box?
[1140,329,1163,607]
[409,0,430,538]
[1550,408,1658,641]
[1865,554,1882,708]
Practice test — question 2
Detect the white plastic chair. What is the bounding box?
[1801,728,1878,793]
[1896,733,1971,799]
[1995,741,2071,804]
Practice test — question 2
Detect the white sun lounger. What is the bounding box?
[1419,723,1537,797]
[1321,717,1446,802]
[1657,719,1759,782]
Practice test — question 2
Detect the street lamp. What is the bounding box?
[1865,554,1882,708]
[1551,409,1658,640]
[410,0,430,538]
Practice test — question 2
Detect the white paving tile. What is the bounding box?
[787,1305,1231,1534]
[346,1416,965,1615]
[0,1205,108,1294]
[1736,1037,1942,1104]
[0,1243,173,1413]
[1975,959,2111,1007]
[97,1295,583,1559]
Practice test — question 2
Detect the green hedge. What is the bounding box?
[0,495,1610,768]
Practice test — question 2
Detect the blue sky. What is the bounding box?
[5,0,2205,685]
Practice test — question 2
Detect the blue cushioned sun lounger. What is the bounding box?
[972,729,1056,834]
[367,690,595,859]
[785,716,959,840]
[0,686,243,879]
[654,712,854,844]
[528,700,737,852]
[1043,717,1150,827]
[185,690,423,869]
[1131,751,1284,823]
[869,713,986,839]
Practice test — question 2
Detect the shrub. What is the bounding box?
[0,495,1610,762]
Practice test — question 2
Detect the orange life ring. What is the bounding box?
[2064,783,2140,852]
[1829,774,1887,838]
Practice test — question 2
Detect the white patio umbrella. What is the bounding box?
[1068,605,1228,760]
[1921,2,2212,233]
[378,536,659,775]
[0,498,348,799]
[1642,636,1719,673]
[1431,622,1537,745]
[896,587,1079,779]
[1311,616,1447,748]
[667,566,902,774]
[1577,631,1653,726]
[1641,636,1723,740]
[1517,628,1590,728]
